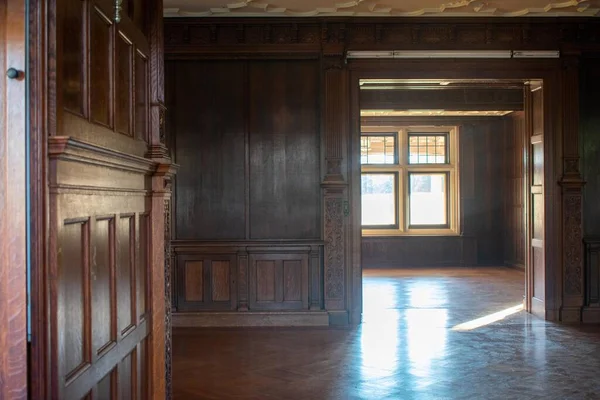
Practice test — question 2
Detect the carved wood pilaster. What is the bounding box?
[322,48,348,312]
[323,185,346,311]
[163,196,173,400]
[322,54,347,183]
[560,53,585,322]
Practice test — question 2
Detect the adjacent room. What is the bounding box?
[358,78,536,330]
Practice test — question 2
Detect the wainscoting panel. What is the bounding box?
[172,241,323,326]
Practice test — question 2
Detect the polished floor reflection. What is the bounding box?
[173,268,600,399]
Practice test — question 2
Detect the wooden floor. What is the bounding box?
[173,268,600,399]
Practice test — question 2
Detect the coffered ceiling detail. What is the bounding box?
[164,0,600,17]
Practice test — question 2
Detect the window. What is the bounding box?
[361,127,459,236]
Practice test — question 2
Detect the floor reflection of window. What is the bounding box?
[360,281,400,388]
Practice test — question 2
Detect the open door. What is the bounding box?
[525,83,545,317]
[0,0,28,398]
[29,0,174,398]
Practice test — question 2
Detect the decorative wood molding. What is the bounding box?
[323,68,348,183]
[563,189,584,297]
[48,136,157,175]
[165,18,600,58]
[163,1,600,18]
[172,311,329,327]
[163,198,173,400]
[324,196,345,310]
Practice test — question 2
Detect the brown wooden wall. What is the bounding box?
[165,59,324,314]
[361,117,510,268]
[164,17,596,324]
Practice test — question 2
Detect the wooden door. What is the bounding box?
[0,0,28,398]
[526,84,545,316]
[39,0,171,398]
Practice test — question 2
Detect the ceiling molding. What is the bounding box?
[164,0,600,17]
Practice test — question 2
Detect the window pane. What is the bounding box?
[408,134,447,164]
[361,135,396,164]
[409,173,447,226]
[362,173,396,226]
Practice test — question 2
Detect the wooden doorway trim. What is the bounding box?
[0,0,28,398]
[347,58,574,322]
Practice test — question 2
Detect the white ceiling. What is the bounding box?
[164,0,600,17]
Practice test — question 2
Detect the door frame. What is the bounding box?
[0,0,28,398]
[348,58,565,322]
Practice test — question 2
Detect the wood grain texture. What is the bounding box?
[89,6,113,127]
[168,61,246,240]
[0,0,28,397]
[43,0,166,394]
[248,60,321,240]
[185,261,204,302]
[504,112,525,268]
[116,33,133,136]
[211,261,231,302]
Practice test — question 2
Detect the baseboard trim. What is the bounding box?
[504,261,525,271]
[172,311,330,327]
[582,307,600,323]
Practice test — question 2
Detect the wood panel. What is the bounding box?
[184,261,204,302]
[116,33,133,136]
[168,61,246,240]
[248,61,321,240]
[89,5,113,127]
[134,50,148,141]
[504,112,525,268]
[60,220,89,379]
[176,255,237,310]
[211,261,231,302]
[172,241,322,313]
[581,57,600,238]
[527,86,545,317]
[62,0,85,115]
[118,215,135,335]
[249,253,309,310]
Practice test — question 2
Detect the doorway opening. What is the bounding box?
[356,77,545,330]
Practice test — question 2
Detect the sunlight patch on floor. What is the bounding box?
[451,304,524,331]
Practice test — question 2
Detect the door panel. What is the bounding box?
[0,0,28,398]
[527,85,545,316]
[48,0,165,398]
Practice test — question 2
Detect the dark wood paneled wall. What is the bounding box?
[581,56,600,322]
[167,60,321,241]
[362,117,509,268]
[164,17,593,323]
[166,61,246,240]
[581,56,600,238]
[166,59,323,314]
[504,111,526,269]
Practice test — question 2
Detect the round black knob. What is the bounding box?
[6,68,19,79]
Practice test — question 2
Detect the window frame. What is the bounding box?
[361,126,460,237]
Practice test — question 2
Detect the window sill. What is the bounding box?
[362,229,460,237]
